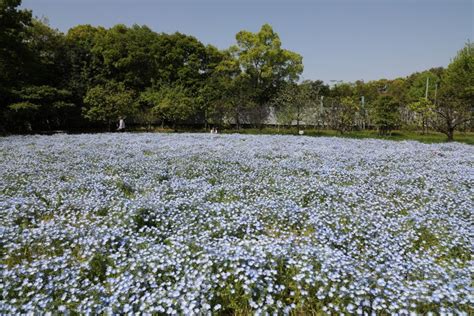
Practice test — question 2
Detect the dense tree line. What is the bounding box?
[1,1,472,140]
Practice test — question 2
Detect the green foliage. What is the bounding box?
[409,98,434,114]
[0,3,471,137]
[234,24,303,83]
[140,85,194,127]
[8,85,74,131]
[408,97,435,133]
[27,18,70,86]
[85,253,113,283]
[441,43,474,102]
[273,82,315,128]
[90,24,161,90]
[154,32,212,89]
[133,208,157,230]
[65,24,106,95]
[116,179,135,198]
[435,43,474,140]
[0,0,32,86]
[8,101,40,111]
[206,56,257,128]
[231,24,304,126]
[333,96,359,133]
[12,85,73,108]
[221,128,474,145]
[372,95,400,135]
[407,71,440,102]
[83,81,137,127]
[0,0,32,130]
[330,82,354,98]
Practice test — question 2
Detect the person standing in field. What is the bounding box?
[117,117,126,132]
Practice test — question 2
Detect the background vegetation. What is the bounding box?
[1,0,472,141]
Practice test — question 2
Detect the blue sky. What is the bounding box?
[22,0,473,84]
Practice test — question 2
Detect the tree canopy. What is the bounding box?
[1,1,472,140]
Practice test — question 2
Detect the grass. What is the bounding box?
[221,128,474,145]
[131,126,474,145]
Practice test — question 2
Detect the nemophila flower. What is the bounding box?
[377,278,387,287]
[0,134,472,313]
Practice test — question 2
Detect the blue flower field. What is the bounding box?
[0,133,472,314]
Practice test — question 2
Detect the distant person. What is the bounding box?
[117,117,126,132]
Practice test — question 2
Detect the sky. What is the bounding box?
[22,0,473,84]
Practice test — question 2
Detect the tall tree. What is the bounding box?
[0,0,31,87]
[204,51,255,129]
[332,96,359,134]
[66,24,106,97]
[0,0,32,131]
[90,24,160,90]
[372,95,400,135]
[435,43,473,141]
[139,85,194,129]
[83,81,137,130]
[193,44,226,128]
[9,85,74,132]
[3,17,78,132]
[231,24,303,127]
[273,82,315,130]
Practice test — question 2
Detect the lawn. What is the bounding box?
[133,127,474,145]
[0,133,472,314]
[220,128,474,145]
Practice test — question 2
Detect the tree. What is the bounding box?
[2,16,80,132]
[408,98,435,134]
[306,80,330,98]
[273,83,299,127]
[0,0,32,131]
[65,24,106,98]
[405,70,440,132]
[273,82,315,130]
[333,96,359,134]
[9,85,74,132]
[25,19,70,86]
[330,82,354,98]
[192,45,227,129]
[154,32,209,89]
[372,95,400,135]
[300,80,329,129]
[406,70,441,103]
[83,82,136,130]
[0,0,32,87]
[231,24,303,128]
[139,85,195,129]
[203,52,255,129]
[434,43,473,141]
[90,24,161,90]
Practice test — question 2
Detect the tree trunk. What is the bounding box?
[446,128,454,141]
[237,113,241,130]
[443,114,455,141]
